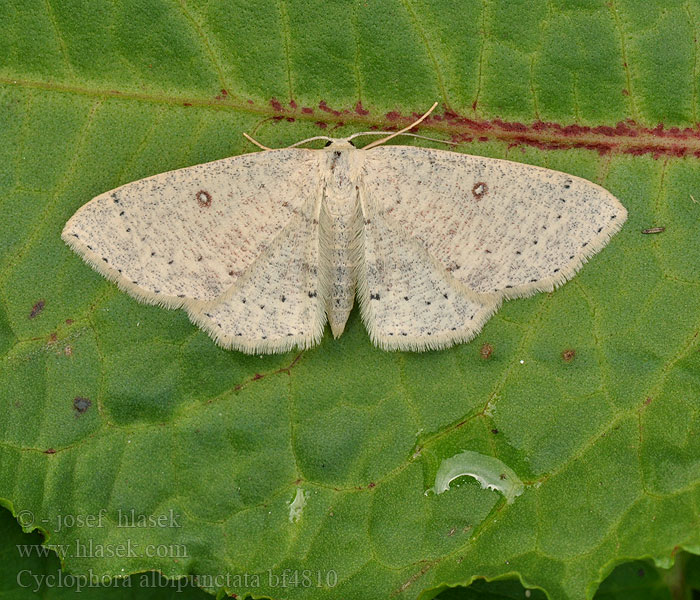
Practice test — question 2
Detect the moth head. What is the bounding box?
[324,139,356,149]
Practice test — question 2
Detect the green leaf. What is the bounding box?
[2,506,698,598]
[434,557,698,600]
[1,1,699,599]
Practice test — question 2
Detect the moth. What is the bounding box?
[62,105,627,353]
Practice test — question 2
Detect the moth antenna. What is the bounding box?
[348,131,457,146]
[287,135,334,148]
[243,132,273,151]
[362,102,439,151]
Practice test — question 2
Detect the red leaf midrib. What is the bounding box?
[2,78,697,159]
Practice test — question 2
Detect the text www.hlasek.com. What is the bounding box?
[17,539,188,560]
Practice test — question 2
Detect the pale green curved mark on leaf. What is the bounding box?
[428,450,525,504]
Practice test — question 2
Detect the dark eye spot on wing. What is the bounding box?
[471,182,488,199]
[196,190,212,208]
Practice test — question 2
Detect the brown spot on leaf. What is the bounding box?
[65,319,74,325]
[643,396,653,406]
[491,428,499,434]
[44,448,56,454]
[196,190,212,208]
[318,100,341,116]
[29,300,45,319]
[355,101,369,115]
[368,482,376,488]
[642,227,665,234]
[73,396,92,414]
[562,348,576,362]
[480,343,493,360]
[64,346,72,356]
[472,182,488,199]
